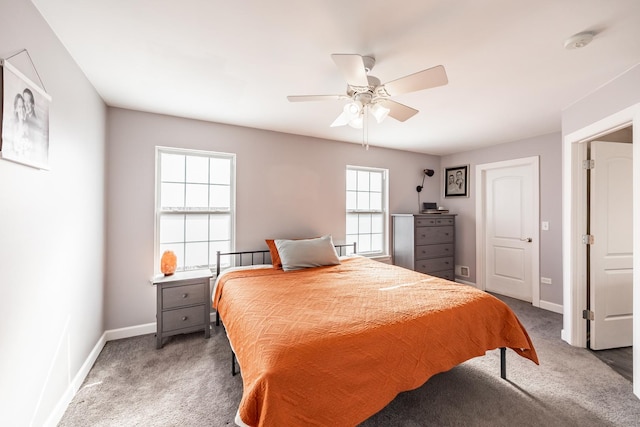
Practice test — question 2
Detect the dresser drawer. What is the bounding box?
[415,243,454,260]
[162,306,205,332]
[435,218,454,226]
[416,257,454,274]
[429,270,454,281]
[416,218,437,227]
[163,283,207,309]
[416,217,455,227]
[415,226,454,245]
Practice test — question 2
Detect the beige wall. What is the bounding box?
[0,1,107,425]
[105,107,440,330]
[439,132,564,306]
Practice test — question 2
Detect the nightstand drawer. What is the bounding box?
[415,226,454,245]
[163,283,206,309]
[416,257,453,273]
[162,306,205,332]
[415,243,454,259]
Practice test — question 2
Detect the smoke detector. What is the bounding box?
[564,32,594,50]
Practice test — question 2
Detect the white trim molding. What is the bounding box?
[539,300,563,314]
[44,333,107,427]
[475,156,541,307]
[562,102,640,398]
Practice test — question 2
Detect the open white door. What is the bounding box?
[589,141,633,350]
[483,162,537,302]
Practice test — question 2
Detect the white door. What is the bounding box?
[484,164,535,301]
[589,141,633,350]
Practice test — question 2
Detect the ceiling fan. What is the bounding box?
[287,54,448,129]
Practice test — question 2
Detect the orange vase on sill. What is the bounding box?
[160,250,177,276]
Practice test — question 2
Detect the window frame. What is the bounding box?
[345,165,389,257]
[154,146,236,273]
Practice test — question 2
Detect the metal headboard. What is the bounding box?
[215,242,356,277]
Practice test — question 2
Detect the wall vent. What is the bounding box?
[456,265,470,277]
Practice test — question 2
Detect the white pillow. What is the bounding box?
[275,235,341,271]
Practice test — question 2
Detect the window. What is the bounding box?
[346,166,388,256]
[155,147,235,272]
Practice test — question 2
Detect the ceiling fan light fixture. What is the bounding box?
[370,103,390,124]
[348,115,363,129]
[344,101,363,119]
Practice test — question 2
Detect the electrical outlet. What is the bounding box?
[541,277,552,284]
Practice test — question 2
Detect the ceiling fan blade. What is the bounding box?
[378,65,448,96]
[330,111,350,127]
[378,99,419,122]
[331,54,369,87]
[287,95,347,102]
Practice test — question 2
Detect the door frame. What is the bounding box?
[562,103,639,397]
[475,156,540,307]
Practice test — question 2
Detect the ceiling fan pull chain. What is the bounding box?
[366,107,369,150]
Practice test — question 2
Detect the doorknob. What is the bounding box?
[520,237,532,242]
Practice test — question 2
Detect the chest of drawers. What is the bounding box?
[152,269,213,349]
[392,214,456,280]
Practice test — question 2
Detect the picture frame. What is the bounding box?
[0,59,51,169]
[444,165,469,197]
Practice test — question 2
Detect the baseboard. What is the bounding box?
[455,278,477,287]
[45,313,222,426]
[104,322,157,341]
[456,284,563,315]
[539,300,563,314]
[44,332,107,427]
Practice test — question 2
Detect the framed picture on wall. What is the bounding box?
[0,59,51,169]
[444,165,469,197]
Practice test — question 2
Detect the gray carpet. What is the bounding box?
[59,295,640,426]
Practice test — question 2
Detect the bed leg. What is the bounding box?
[216,311,220,326]
[232,351,238,376]
[500,347,506,380]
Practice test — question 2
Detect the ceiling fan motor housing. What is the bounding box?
[348,76,382,104]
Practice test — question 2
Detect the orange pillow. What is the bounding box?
[265,239,282,269]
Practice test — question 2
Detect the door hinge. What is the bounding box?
[582,309,594,320]
[582,159,595,169]
[582,234,595,245]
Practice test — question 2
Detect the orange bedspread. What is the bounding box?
[213,257,538,427]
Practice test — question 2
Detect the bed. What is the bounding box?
[212,236,538,427]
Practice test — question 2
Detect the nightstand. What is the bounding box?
[152,269,213,349]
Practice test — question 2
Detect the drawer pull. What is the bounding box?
[182,293,188,298]
[182,316,188,321]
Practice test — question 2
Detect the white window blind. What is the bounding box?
[346,166,388,255]
[155,147,235,272]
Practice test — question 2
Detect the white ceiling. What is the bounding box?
[31,0,640,155]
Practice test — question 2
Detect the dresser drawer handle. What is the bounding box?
[182,293,188,298]
[181,316,188,321]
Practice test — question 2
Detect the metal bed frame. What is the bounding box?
[213,243,508,380]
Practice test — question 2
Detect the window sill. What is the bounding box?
[368,254,392,264]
